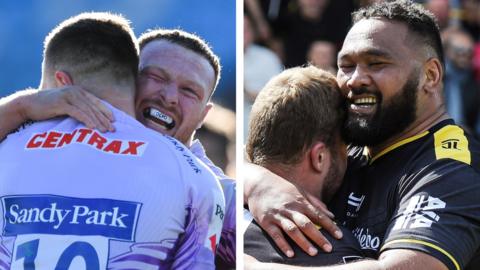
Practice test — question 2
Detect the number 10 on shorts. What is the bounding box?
[12,234,108,269]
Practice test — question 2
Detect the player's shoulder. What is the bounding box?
[420,122,480,179]
[163,139,223,206]
[404,158,480,194]
[428,121,480,170]
[0,117,70,147]
[401,120,480,176]
[220,178,236,199]
[163,135,214,177]
[2,119,36,140]
[110,111,208,176]
[399,128,480,196]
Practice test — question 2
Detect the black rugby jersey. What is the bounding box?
[244,212,364,266]
[330,119,480,270]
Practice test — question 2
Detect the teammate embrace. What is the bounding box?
[0,12,235,269]
[244,1,480,270]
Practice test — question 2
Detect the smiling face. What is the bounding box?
[136,40,215,145]
[336,19,422,146]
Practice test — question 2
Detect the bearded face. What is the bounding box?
[343,70,419,147]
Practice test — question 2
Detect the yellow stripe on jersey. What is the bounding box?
[434,125,471,165]
[381,239,460,270]
[370,131,430,164]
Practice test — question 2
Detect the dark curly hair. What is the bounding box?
[353,0,444,67]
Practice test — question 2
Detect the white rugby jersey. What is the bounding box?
[0,103,225,270]
[190,140,236,267]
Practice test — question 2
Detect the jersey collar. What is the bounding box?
[366,119,456,164]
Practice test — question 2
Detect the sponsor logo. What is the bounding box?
[392,194,445,230]
[441,139,460,150]
[352,227,381,251]
[215,204,224,220]
[204,190,225,254]
[347,192,365,218]
[434,125,470,164]
[25,128,147,156]
[348,192,365,212]
[2,195,141,241]
[165,136,202,173]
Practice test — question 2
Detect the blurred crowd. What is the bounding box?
[244,0,480,139]
[197,103,236,178]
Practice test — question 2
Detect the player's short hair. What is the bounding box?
[138,29,221,98]
[353,0,444,66]
[42,12,139,86]
[247,66,345,165]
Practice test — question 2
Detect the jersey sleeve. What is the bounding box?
[215,179,236,269]
[190,139,236,268]
[381,160,480,270]
[170,151,226,270]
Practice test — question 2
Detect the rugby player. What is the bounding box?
[0,12,224,269]
[244,66,363,265]
[136,29,236,269]
[244,1,480,269]
[0,29,236,269]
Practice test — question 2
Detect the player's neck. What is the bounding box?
[264,162,323,200]
[368,108,449,157]
[94,86,136,117]
[77,76,136,117]
[105,95,136,117]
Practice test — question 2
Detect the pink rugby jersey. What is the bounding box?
[0,103,225,270]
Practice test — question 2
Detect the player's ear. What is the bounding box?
[422,58,442,94]
[310,141,330,173]
[54,71,73,87]
[196,102,213,129]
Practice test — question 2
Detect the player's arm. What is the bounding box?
[189,141,237,267]
[0,86,114,140]
[251,166,480,270]
[244,162,343,257]
[0,89,32,141]
[379,157,480,270]
[171,162,225,269]
[245,249,448,270]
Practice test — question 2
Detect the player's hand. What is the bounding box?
[244,163,343,258]
[20,86,115,132]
